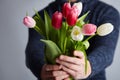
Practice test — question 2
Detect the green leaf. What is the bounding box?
[76,11,90,27]
[34,25,43,35]
[33,10,45,36]
[34,9,40,17]
[78,11,90,21]
[44,10,52,39]
[58,21,70,53]
[40,39,62,64]
[44,10,59,43]
[58,22,66,52]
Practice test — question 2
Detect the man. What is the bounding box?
[25,0,120,80]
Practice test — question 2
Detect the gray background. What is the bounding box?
[0,0,119,80]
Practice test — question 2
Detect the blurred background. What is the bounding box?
[0,0,120,80]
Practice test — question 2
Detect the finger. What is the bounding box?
[58,55,81,65]
[55,74,69,80]
[45,65,62,71]
[73,50,84,59]
[45,71,54,78]
[56,59,80,71]
[62,66,76,78]
[45,70,66,78]
[52,70,68,77]
[46,74,69,80]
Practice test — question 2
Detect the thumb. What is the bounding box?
[73,50,84,59]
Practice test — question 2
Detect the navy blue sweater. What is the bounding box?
[25,0,120,80]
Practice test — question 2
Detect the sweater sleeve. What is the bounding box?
[25,28,45,80]
[25,2,57,80]
[87,6,120,78]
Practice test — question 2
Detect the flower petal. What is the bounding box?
[82,24,97,35]
[97,23,114,36]
[23,16,36,28]
[52,11,63,29]
[71,26,84,41]
[72,2,82,16]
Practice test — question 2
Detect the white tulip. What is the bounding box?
[73,2,82,16]
[97,23,114,36]
[71,26,84,41]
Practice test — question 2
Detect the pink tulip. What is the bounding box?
[23,16,36,28]
[72,2,82,17]
[82,24,97,35]
[52,11,63,29]
[62,2,71,18]
[66,9,78,26]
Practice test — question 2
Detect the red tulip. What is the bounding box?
[66,9,78,26]
[62,2,71,18]
[52,11,63,29]
[82,24,97,35]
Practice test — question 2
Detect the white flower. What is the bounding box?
[97,23,114,36]
[71,26,84,41]
[72,2,82,16]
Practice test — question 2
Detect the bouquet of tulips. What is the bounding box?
[23,1,114,79]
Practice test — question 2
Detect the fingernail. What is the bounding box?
[60,55,64,59]
[73,51,77,55]
[59,65,62,69]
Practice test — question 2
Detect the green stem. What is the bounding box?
[63,21,68,53]
[64,37,67,53]
[84,34,96,42]
[34,26,43,35]
[75,43,88,75]
[74,41,78,49]
[84,51,88,74]
[83,34,97,73]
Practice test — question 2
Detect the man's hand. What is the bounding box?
[41,64,69,80]
[56,51,91,80]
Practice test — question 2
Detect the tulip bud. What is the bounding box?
[97,23,114,36]
[62,2,71,18]
[72,2,82,17]
[66,10,78,26]
[82,24,97,35]
[52,11,63,29]
[23,16,36,28]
